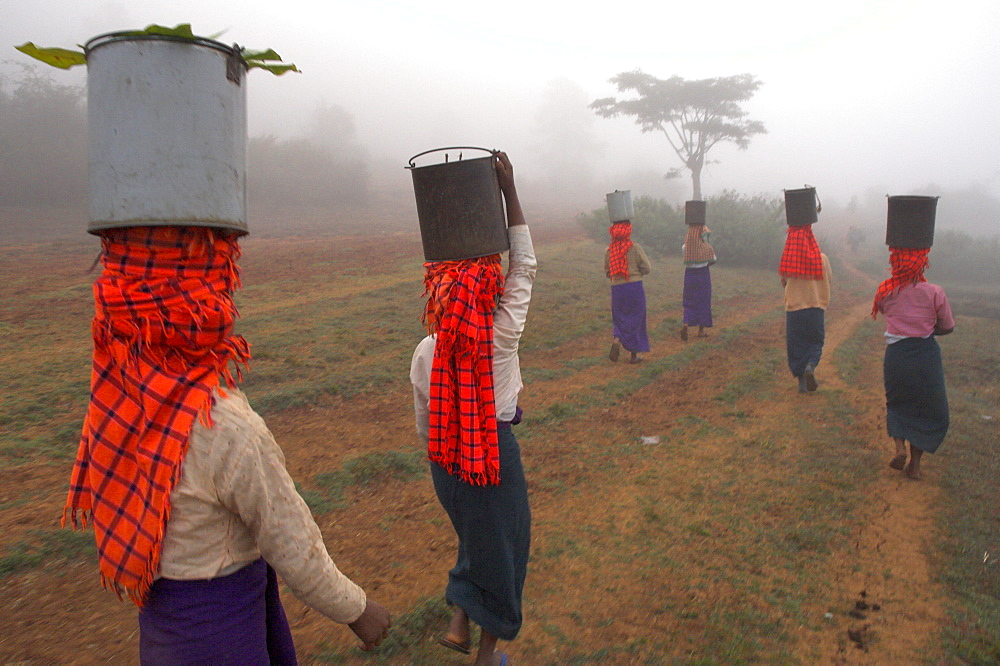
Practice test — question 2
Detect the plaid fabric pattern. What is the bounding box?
[778,225,824,279]
[872,247,930,318]
[607,222,633,279]
[422,257,505,486]
[683,224,715,264]
[64,226,251,605]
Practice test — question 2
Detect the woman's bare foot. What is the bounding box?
[438,606,471,654]
[905,448,923,480]
[889,437,907,470]
[475,630,502,665]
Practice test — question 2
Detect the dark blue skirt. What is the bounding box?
[884,336,949,453]
[430,426,531,641]
[682,266,713,327]
[611,280,650,353]
[138,558,297,665]
[786,307,825,377]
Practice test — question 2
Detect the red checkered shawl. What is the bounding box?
[64,226,251,605]
[422,256,505,486]
[608,222,633,280]
[872,247,930,318]
[779,225,824,279]
[684,224,715,264]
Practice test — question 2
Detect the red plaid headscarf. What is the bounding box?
[64,226,251,605]
[608,222,633,279]
[684,224,715,264]
[779,225,824,279]
[872,247,930,318]
[422,256,505,486]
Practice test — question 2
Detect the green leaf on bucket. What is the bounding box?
[246,61,300,75]
[241,48,282,62]
[13,42,86,69]
[136,23,196,39]
[14,23,299,75]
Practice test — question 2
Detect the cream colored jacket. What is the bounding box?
[158,387,367,624]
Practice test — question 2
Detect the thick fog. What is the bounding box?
[2,0,999,237]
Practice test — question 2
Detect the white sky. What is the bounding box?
[3,0,1000,206]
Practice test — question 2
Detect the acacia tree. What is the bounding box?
[591,71,766,200]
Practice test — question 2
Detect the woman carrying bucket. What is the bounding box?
[680,200,716,341]
[779,187,832,393]
[604,190,651,363]
[874,196,954,480]
[64,32,391,662]
[409,151,534,666]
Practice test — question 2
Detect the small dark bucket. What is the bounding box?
[685,200,706,226]
[886,195,938,248]
[407,147,508,261]
[784,187,820,226]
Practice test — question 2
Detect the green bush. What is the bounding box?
[578,190,786,269]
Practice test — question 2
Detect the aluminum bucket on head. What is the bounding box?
[606,190,633,223]
[784,186,821,226]
[685,200,706,225]
[85,32,249,235]
[407,147,508,262]
[886,195,938,248]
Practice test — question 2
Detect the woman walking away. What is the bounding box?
[410,152,535,666]
[874,195,954,480]
[604,190,651,363]
[681,200,716,341]
[66,227,391,663]
[779,187,831,393]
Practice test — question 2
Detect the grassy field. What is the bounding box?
[0,226,996,663]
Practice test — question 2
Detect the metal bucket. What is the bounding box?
[407,147,508,261]
[886,195,938,248]
[606,190,633,223]
[85,32,249,235]
[685,200,706,225]
[784,187,820,226]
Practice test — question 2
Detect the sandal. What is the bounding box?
[609,341,621,362]
[888,455,906,471]
[437,636,471,654]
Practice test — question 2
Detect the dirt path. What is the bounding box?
[805,276,950,662]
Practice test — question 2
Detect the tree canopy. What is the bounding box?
[591,71,766,199]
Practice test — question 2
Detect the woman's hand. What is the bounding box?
[348,598,392,651]
[495,151,515,196]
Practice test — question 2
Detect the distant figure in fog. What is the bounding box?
[680,200,715,341]
[606,219,651,363]
[411,152,534,666]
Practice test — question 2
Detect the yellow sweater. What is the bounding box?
[782,253,831,311]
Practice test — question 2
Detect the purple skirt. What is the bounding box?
[138,558,297,665]
[611,280,650,353]
[682,266,713,327]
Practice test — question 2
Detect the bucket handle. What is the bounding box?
[804,184,822,213]
[407,146,499,169]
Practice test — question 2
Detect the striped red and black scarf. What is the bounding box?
[422,256,505,486]
[608,222,633,279]
[684,224,715,264]
[871,247,930,318]
[64,226,251,605]
[779,225,823,279]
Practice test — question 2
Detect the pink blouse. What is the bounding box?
[878,282,954,342]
